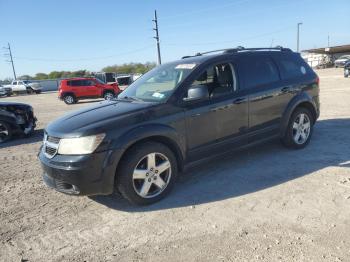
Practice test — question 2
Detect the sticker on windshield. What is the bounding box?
[152,92,165,99]
[175,63,196,69]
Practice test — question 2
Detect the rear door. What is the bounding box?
[70,80,84,98]
[237,53,288,139]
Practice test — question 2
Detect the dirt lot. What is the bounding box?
[0,68,349,262]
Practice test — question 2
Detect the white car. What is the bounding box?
[4,80,42,94]
[334,55,350,68]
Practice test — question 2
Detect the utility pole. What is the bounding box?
[3,43,17,80]
[152,10,162,65]
[297,22,303,53]
[327,34,330,47]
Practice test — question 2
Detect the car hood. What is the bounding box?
[46,100,156,137]
[0,101,31,107]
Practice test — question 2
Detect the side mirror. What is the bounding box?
[183,85,209,102]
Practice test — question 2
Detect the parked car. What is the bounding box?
[58,77,121,104]
[0,86,12,97]
[116,74,142,90]
[0,102,37,143]
[344,61,350,78]
[334,55,350,68]
[4,80,42,94]
[39,47,320,205]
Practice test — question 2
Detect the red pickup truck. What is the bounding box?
[59,77,121,104]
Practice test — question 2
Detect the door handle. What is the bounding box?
[232,98,246,104]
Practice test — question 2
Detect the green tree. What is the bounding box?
[34,73,48,80]
[102,62,156,74]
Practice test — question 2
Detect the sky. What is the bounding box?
[0,0,349,80]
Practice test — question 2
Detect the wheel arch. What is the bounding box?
[62,92,76,99]
[280,92,318,137]
[103,89,115,95]
[112,124,186,181]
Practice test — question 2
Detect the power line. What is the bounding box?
[153,10,162,65]
[162,25,295,47]
[13,45,154,62]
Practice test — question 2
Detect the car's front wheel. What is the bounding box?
[103,91,115,100]
[282,107,314,149]
[0,121,12,143]
[117,142,178,205]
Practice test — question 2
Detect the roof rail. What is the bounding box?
[181,46,292,59]
[224,46,292,53]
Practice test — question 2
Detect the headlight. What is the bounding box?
[58,134,105,155]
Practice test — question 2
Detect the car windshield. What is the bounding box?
[339,56,350,59]
[117,61,197,102]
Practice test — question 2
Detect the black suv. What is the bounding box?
[39,47,320,205]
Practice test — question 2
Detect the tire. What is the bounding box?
[35,90,42,94]
[0,121,12,143]
[103,91,114,100]
[63,94,76,105]
[116,142,178,205]
[281,107,314,149]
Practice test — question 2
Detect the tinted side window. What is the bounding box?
[241,56,279,89]
[70,80,82,86]
[85,80,96,86]
[277,56,308,80]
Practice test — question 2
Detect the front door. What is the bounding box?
[184,62,248,162]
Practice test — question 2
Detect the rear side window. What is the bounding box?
[240,55,279,89]
[277,55,308,80]
[69,80,84,86]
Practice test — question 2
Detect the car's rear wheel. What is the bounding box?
[103,91,114,100]
[63,94,76,105]
[282,107,314,149]
[0,121,12,143]
[116,142,178,205]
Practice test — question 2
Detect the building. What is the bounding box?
[302,44,350,68]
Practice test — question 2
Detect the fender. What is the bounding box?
[110,123,186,165]
[280,91,318,137]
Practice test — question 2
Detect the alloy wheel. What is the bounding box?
[65,96,74,104]
[132,152,172,198]
[104,93,114,100]
[292,113,311,145]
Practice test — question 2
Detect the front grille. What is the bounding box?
[45,146,57,156]
[43,134,60,158]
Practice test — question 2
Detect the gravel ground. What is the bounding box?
[0,68,349,262]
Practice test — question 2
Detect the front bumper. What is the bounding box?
[39,148,123,196]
